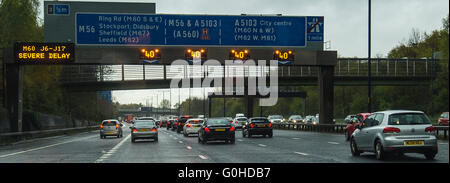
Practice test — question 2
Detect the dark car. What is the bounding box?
[438,112,449,126]
[176,115,194,133]
[198,118,235,144]
[166,119,175,130]
[242,117,273,138]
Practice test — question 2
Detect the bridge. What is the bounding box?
[58,58,437,92]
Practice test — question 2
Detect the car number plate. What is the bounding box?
[257,125,266,127]
[140,129,150,131]
[215,128,225,131]
[404,140,424,146]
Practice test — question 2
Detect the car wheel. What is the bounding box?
[375,140,385,160]
[100,135,103,139]
[184,131,188,137]
[248,133,252,138]
[350,138,360,156]
[268,132,273,138]
[230,139,235,144]
[243,130,247,138]
[131,138,135,143]
[424,152,436,160]
[198,137,201,143]
[154,137,158,142]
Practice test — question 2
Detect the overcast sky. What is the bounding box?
[39,0,449,106]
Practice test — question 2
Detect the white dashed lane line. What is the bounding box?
[327,142,340,145]
[198,155,208,160]
[95,134,131,163]
[294,152,309,156]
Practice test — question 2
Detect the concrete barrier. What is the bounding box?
[0,125,99,145]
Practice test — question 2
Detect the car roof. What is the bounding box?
[373,110,424,115]
[103,119,118,122]
[187,118,204,121]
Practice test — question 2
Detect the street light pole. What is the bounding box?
[368,0,372,113]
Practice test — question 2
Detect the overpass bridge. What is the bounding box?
[59,58,437,92]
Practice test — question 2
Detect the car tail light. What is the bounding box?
[178,122,181,126]
[250,123,255,128]
[152,128,157,132]
[425,126,435,132]
[204,127,210,132]
[168,122,171,124]
[187,124,191,127]
[383,127,400,133]
[230,126,235,132]
[132,129,138,133]
[100,124,103,129]
[115,124,119,129]
[235,121,238,124]
[268,123,272,128]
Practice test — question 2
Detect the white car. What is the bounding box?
[183,118,204,137]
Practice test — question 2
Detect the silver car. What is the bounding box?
[130,120,158,143]
[100,119,123,139]
[183,118,204,137]
[233,117,248,129]
[350,110,438,160]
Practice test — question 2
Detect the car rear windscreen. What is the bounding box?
[102,121,117,126]
[388,113,431,125]
[188,120,204,124]
[207,118,229,125]
[251,119,269,123]
[236,118,248,121]
[134,121,155,127]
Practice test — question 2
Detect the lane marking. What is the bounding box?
[328,142,339,145]
[95,134,131,163]
[237,139,243,142]
[186,146,192,150]
[258,144,267,147]
[294,152,309,156]
[178,141,183,144]
[0,135,97,158]
[292,138,300,140]
[198,155,208,160]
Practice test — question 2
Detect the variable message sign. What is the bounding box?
[14,42,75,64]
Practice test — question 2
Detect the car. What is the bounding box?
[344,115,357,124]
[198,118,236,144]
[235,113,245,118]
[288,115,303,124]
[438,112,449,126]
[242,117,273,138]
[345,113,372,140]
[130,120,158,143]
[304,115,315,124]
[267,115,284,124]
[183,118,204,137]
[344,116,360,141]
[350,110,438,160]
[100,119,123,139]
[176,115,194,133]
[233,117,248,129]
[167,119,176,130]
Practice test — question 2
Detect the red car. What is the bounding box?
[438,112,449,126]
[345,113,371,141]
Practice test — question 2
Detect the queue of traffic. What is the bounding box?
[99,110,448,161]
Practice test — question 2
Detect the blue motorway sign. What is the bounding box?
[75,13,322,47]
[48,4,70,15]
[307,16,324,42]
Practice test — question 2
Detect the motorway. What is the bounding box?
[0,123,448,163]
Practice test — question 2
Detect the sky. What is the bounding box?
[38,0,449,106]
